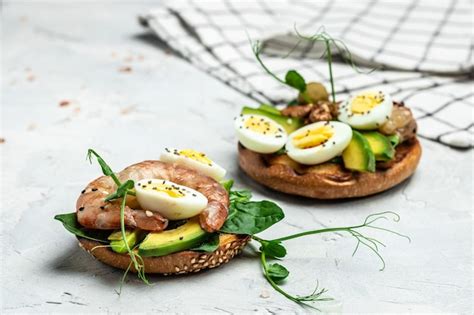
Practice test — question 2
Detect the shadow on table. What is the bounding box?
[49,239,259,289]
[234,166,416,210]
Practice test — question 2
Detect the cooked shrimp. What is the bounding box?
[76,161,229,233]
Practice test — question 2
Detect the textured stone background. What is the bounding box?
[1,2,472,314]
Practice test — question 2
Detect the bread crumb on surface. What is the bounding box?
[59,100,70,107]
[119,66,132,73]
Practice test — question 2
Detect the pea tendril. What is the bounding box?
[86,149,147,293]
[252,211,410,308]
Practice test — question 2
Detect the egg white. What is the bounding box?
[160,149,226,181]
[235,114,288,154]
[135,179,208,220]
[286,121,352,165]
[338,90,393,130]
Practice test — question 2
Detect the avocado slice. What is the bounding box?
[108,229,144,254]
[138,218,208,257]
[387,134,400,148]
[241,106,303,133]
[362,131,395,161]
[342,130,376,172]
[257,104,282,116]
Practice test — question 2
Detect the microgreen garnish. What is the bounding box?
[249,211,410,308]
[251,26,373,104]
[251,40,311,104]
[86,149,121,187]
[222,187,409,309]
[86,149,147,292]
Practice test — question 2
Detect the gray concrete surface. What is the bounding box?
[1,2,472,314]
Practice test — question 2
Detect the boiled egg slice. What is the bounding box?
[135,179,207,220]
[338,90,393,130]
[235,114,287,154]
[286,121,352,165]
[160,148,226,181]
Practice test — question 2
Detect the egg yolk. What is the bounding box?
[244,116,279,135]
[292,125,333,149]
[351,92,385,114]
[141,183,184,198]
[178,149,212,165]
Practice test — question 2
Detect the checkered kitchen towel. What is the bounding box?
[141,0,473,149]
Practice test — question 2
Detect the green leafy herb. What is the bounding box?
[86,149,135,197]
[220,179,234,192]
[266,262,289,283]
[294,26,374,103]
[86,149,121,186]
[229,189,252,204]
[274,147,288,156]
[220,200,284,235]
[54,213,110,243]
[191,233,220,252]
[250,211,410,308]
[258,239,287,258]
[250,26,372,104]
[118,190,148,288]
[285,70,306,93]
[85,149,146,292]
[260,251,331,309]
[105,180,135,202]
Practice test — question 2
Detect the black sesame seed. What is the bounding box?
[81,189,86,194]
[192,193,197,197]
[142,185,147,189]
[78,207,84,211]
[179,236,184,240]
[91,188,98,192]
[100,206,105,210]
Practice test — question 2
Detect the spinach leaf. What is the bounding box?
[267,263,289,283]
[191,233,220,252]
[274,147,287,156]
[220,200,284,235]
[229,189,252,204]
[220,179,234,193]
[260,240,287,258]
[105,179,134,202]
[285,70,306,93]
[54,212,109,243]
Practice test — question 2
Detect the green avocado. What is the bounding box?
[362,131,395,161]
[138,218,208,257]
[342,130,376,172]
[108,229,144,254]
[241,106,303,133]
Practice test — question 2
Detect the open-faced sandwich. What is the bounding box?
[55,148,409,308]
[235,32,421,199]
[57,149,252,276]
